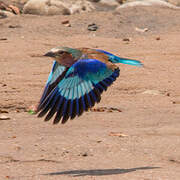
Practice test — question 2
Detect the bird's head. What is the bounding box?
[44,47,71,60]
[44,47,82,66]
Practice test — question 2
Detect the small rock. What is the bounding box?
[79,152,88,157]
[61,19,69,24]
[169,157,180,164]
[0,10,15,18]
[172,101,180,104]
[90,106,122,112]
[61,20,71,27]
[82,152,88,156]
[156,37,160,40]
[0,38,7,41]
[122,38,130,41]
[108,107,122,112]
[142,90,162,95]
[90,107,105,112]
[15,146,21,151]
[0,109,8,113]
[8,5,20,15]
[0,2,20,15]
[96,140,102,143]
[0,115,10,120]
[109,132,128,137]
[61,150,69,156]
[64,23,71,27]
[15,109,20,113]
[135,27,148,33]
[8,25,21,28]
[88,23,98,31]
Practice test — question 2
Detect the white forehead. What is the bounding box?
[50,47,61,53]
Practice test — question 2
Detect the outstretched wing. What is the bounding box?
[37,61,68,110]
[37,59,120,124]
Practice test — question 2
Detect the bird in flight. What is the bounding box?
[36,47,143,124]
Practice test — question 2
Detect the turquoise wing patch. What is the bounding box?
[37,59,120,124]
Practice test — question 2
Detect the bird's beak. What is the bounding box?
[44,52,55,57]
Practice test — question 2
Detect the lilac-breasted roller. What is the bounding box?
[36,47,143,124]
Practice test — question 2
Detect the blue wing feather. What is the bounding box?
[38,58,119,124]
[37,61,67,111]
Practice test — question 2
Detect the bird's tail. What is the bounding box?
[96,49,143,67]
[110,56,143,67]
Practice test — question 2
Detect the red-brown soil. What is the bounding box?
[0,6,180,180]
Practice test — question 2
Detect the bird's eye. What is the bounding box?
[58,51,64,54]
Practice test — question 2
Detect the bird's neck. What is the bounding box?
[68,48,82,60]
[56,53,76,67]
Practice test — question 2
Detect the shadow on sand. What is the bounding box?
[44,166,160,177]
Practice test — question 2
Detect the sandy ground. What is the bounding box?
[0,6,180,180]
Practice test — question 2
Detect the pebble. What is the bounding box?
[8,5,20,15]
[61,19,71,27]
[0,109,8,113]
[79,152,88,157]
[169,158,180,164]
[135,27,148,32]
[8,25,22,28]
[142,90,162,95]
[90,106,122,112]
[0,38,7,41]
[88,23,98,31]
[64,23,71,27]
[61,19,69,24]
[0,114,10,120]
[172,101,180,104]
[109,132,128,137]
[122,38,130,41]
[2,83,7,87]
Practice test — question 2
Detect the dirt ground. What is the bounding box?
[0,6,180,180]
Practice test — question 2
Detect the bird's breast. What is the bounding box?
[57,54,76,67]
